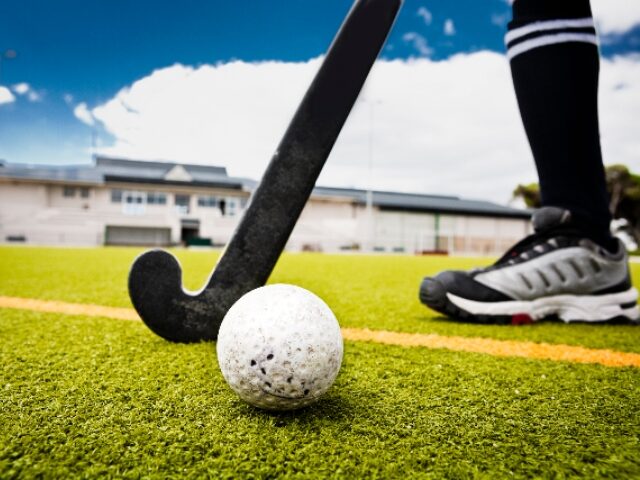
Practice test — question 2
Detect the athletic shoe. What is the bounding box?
[419,207,639,324]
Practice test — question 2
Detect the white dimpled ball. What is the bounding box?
[217,284,343,411]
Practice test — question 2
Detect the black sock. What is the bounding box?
[507,0,616,251]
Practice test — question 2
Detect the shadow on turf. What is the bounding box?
[232,394,356,426]
[421,314,638,326]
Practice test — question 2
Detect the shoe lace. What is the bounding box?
[490,225,584,269]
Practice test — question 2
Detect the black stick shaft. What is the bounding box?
[209,0,401,299]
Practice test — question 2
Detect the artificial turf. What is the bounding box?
[1,246,640,478]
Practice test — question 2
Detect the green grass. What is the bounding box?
[1,246,640,478]
[2,246,640,352]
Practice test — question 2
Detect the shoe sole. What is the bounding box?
[420,277,640,325]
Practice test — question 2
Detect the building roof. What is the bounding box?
[0,156,246,190]
[0,163,103,184]
[96,156,226,180]
[312,186,530,219]
[0,157,530,219]
[95,156,244,189]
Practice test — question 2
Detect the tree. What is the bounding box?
[605,165,640,239]
[512,183,541,208]
[512,165,640,239]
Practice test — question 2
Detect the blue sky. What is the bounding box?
[1,0,639,201]
[1,0,513,96]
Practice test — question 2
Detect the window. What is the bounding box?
[197,195,246,216]
[63,186,76,197]
[226,198,238,217]
[111,189,123,203]
[122,191,146,215]
[80,187,90,198]
[223,196,246,217]
[197,195,218,207]
[175,194,191,214]
[124,192,144,204]
[147,192,167,205]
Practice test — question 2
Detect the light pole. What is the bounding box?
[362,97,382,252]
[0,49,17,85]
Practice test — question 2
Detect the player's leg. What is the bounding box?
[419,0,639,324]
[508,0,614,250]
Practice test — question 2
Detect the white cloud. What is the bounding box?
[11,82,42,102]
[597,55,640,171]
[591,0,640,35]
[0,86,15,105]
[417,7,432,25]
[498,1,639,35]
[12,83,29,95]
[63,93,74,105]
[402,32,433,57]
[86,53,640,205]
[27,91,42,102]
[491,12,510,28]
[444,19,456,36]
[74,102,95,126]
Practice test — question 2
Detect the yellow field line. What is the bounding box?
[1,295,639,368]
[0,296,139,321]
[342,328,640,368]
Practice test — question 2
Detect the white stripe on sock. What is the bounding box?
[508,33,598,60]
[505,18,595,45]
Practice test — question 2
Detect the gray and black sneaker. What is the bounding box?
[420,207,639,325]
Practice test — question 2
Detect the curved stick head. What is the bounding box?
[128,250,223,343]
